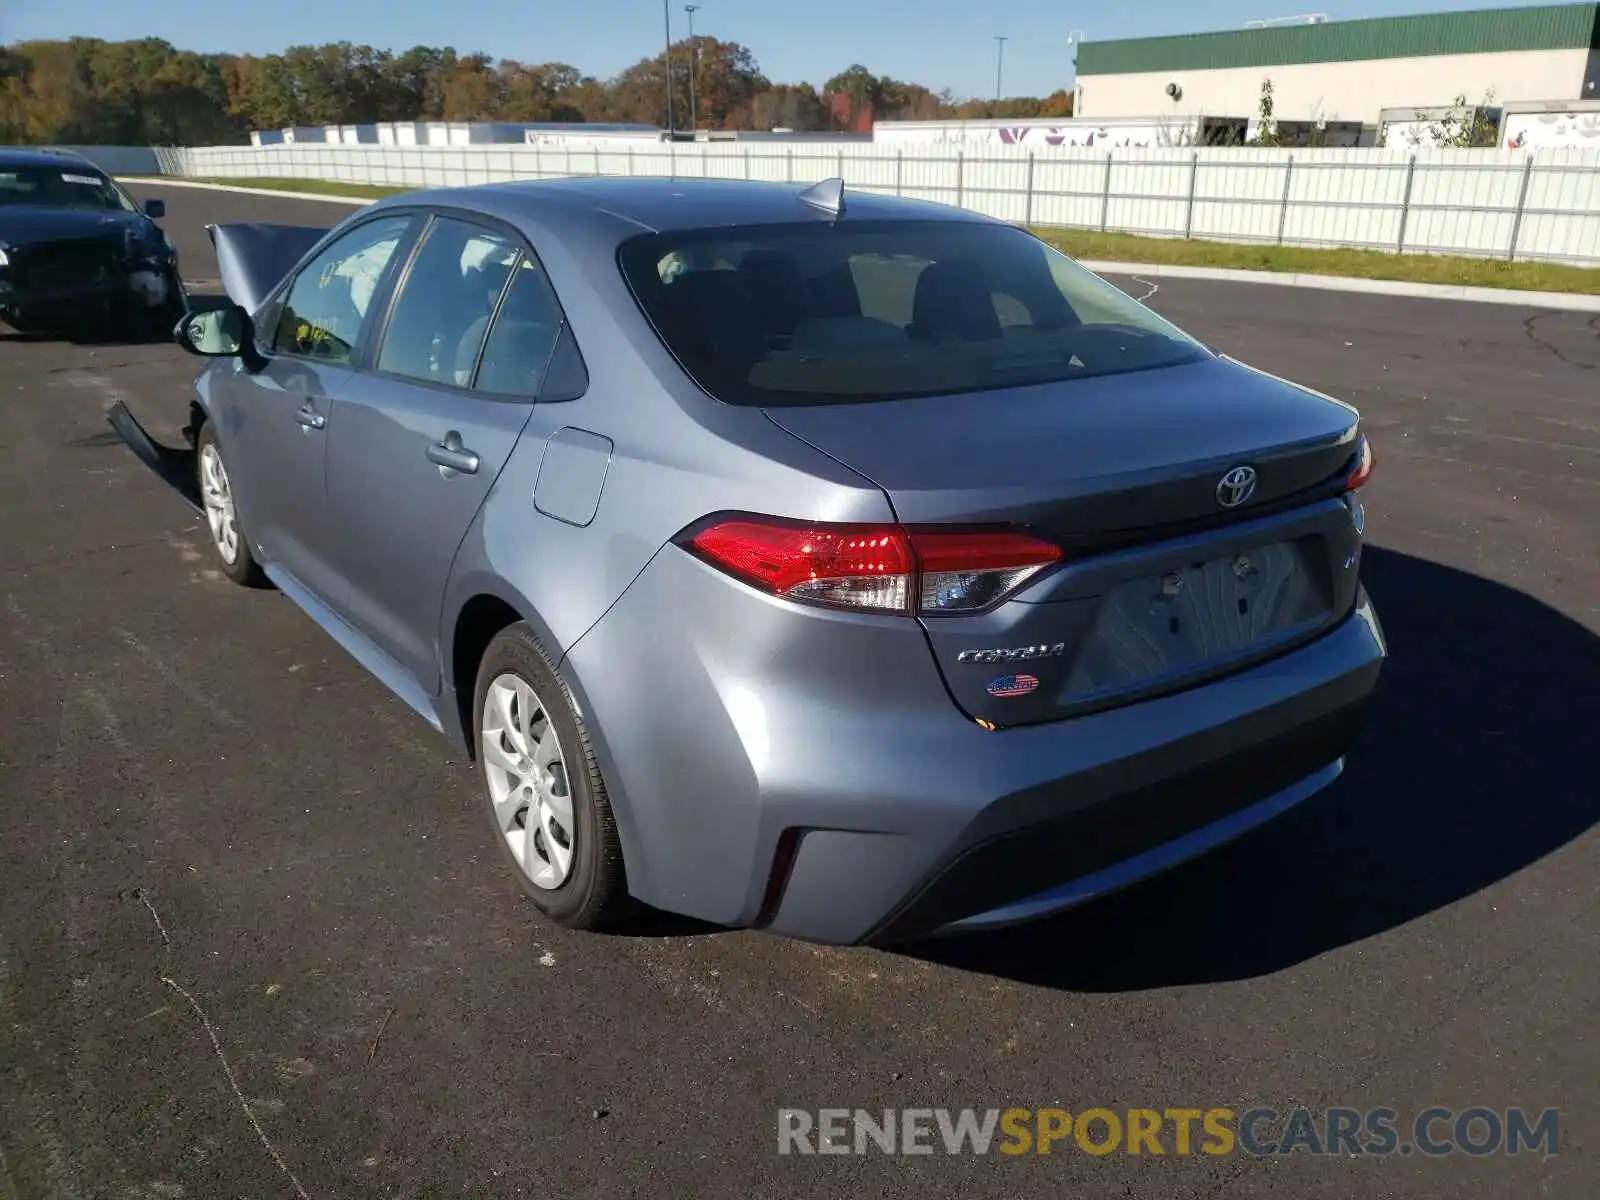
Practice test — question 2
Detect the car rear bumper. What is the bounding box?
[864,693,1368,942]
[562,543,1387,946]
[784,601,1381,946]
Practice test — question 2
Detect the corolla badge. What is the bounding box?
[1215,465,1257,509]
[957,642,1067,665]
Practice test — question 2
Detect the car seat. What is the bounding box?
[736,250,808,336]
[659,269,768,382]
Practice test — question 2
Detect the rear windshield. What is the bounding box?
[617,219,1209,407]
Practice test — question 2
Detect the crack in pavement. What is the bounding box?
[1522,311,1598,371]
[134,892,314,1200]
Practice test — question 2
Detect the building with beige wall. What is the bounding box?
[1072,2,1600,145]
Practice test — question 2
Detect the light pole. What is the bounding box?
[685,4,700,130]
[994,36,1008,103]
[662,0,675,134]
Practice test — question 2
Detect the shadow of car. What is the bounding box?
[908,545,1600,989]
[1,298,193,346]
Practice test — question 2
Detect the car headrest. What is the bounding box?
[662,270,768,370]
[473,259,515,302]
[737,250,809,334]
[910,259,1001,342]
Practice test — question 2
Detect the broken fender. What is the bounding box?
[105,401,203,515]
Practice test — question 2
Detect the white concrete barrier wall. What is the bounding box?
[103,142,1600,266]
[46,145,163,175]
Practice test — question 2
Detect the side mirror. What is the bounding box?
[176,305,251,358]
[143,198,166,219]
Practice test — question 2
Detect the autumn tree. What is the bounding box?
[0,35,1078,143]
[749,84,827,131]
[434,53,502,121]
[605,37,766,129]
[500,62,591,122]
[823,63,879,129]
[821,65,977,127]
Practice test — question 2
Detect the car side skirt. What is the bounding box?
[264,563,444,736]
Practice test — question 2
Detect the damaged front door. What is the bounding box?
[209,213,418,608]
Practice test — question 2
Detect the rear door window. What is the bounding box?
[375,216,519,387]
[471,254,590,401]
[618,220,1209,407]
[272,215,414,363]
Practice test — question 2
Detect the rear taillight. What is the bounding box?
[1344,436,1373,491]
[684,517,1063,616]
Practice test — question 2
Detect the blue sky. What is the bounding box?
[0,0,1574,101]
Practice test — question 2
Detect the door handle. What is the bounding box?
[426,430,480,476]
[295,404,326,431]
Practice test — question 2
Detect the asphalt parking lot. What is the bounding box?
[1,181,1596,1199]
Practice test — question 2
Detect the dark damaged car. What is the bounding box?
[0,148,185,334]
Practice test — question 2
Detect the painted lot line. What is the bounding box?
[0,182,1594,1199]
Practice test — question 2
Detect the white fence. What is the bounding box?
[86,141,1600,266]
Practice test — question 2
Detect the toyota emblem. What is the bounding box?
[1216,465,1257,508]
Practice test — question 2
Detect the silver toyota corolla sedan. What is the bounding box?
[110,175,1385,945]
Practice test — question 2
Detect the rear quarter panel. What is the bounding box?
[439,201,894,651]
[436,201,895,849]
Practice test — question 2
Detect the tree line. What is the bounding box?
[0,37,1075,146]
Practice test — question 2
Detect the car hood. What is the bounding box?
[0,205,151,247]
[208,222,332,314]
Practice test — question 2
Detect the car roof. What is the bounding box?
[382,175,996,235]
[0,147,103,172]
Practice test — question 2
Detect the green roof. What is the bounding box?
[1075,3,1600,75]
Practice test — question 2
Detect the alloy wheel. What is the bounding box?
[481,672,575,890]
[199,443,239,564]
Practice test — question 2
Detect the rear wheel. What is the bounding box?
[196,420,268,588]
[472,623,631,930]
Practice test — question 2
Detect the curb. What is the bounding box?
[1077,260,1600,312]
[121,178,1600,312]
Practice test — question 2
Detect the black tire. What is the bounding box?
[136,298,185,343]
[471,622,632,930]
[158,270,189,336]
[195,420,269,588]
[1,307,38,334]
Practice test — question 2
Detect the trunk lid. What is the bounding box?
[763,355,1359,536]
[763,356,1367,727]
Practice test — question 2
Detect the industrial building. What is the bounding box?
[249,122,664,147]
[1070,2,1600,145]
[247,121,870,148]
